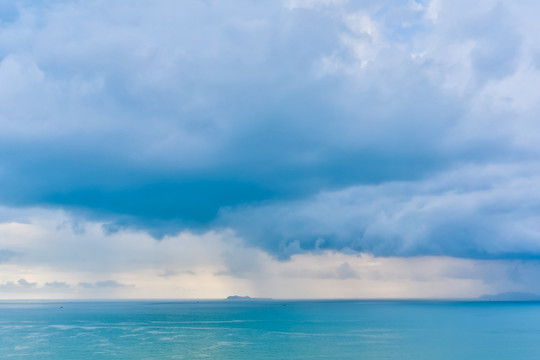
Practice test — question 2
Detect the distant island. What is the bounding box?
[479,292,540,301]
[226,295,272,301]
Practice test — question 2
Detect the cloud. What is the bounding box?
[95,280,132,288]
[221,162,540,259]
[0,249,16,263]
[0,278,37,291]
[285,0,348,10]
[0,0,538,264]
[16,279,36,288]
[279,261,360,279]
[1,207,540,298]
[44,281,70,288]
[0,276,131,296]
[158,269,195,278]
[335,262,359,279]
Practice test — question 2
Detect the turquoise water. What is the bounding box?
[1,300,540,359]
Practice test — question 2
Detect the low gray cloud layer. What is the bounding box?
[221,163,540,258]
[0,279,37,291]
[0,278,133,292]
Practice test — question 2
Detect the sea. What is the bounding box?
[1,300,540,359]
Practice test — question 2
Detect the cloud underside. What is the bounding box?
[0,212,539,299]
[0,0,539,261]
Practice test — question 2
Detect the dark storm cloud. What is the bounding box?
[0,0,538,259]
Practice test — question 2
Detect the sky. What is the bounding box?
[1,0,540,299]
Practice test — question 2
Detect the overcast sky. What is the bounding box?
[1,0,540,299]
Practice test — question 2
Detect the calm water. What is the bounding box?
[1,300,540,359]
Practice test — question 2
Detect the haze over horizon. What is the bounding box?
[1,0,540,299]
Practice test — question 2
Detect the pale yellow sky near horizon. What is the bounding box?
[0,207,531,300]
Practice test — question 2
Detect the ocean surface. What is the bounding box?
[1,300,540,359]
